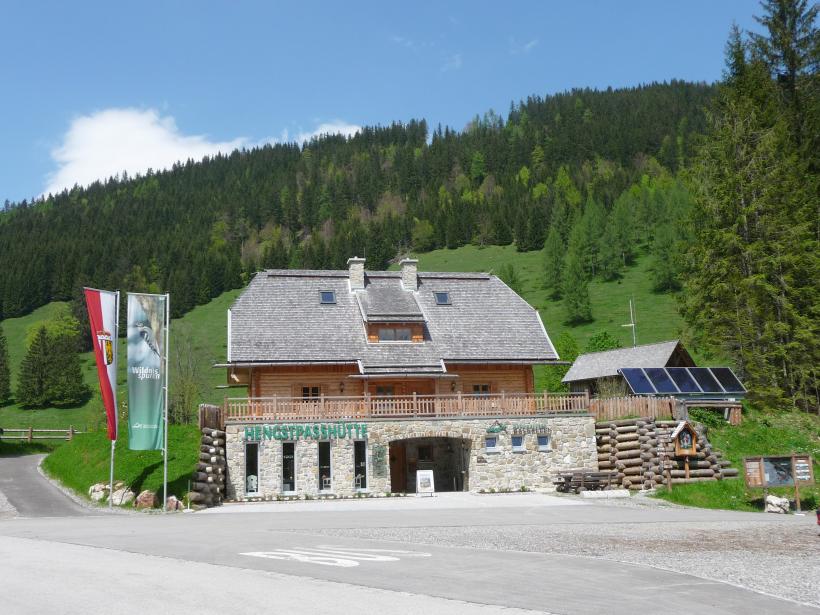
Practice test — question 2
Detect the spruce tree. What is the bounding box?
[16,326,51,407]
[683,5,819,409]
[0,325,10,404]
[562,249,592,324]
[498,263,523,295]
[543,225,564,298]
[46,333,90,407]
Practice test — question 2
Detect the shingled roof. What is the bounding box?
[227,264,558,373]
[562,340,688,383]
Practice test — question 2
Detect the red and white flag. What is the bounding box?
[84,288,119,441]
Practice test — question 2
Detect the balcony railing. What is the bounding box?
[223,391,590,422]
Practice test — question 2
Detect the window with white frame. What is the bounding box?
[537,434,551,451]
[485,436,499,453]
[511,435,525,452]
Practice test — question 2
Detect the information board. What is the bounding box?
[743,455,815,488]
[793,455,814,485]
[416,470,435,495]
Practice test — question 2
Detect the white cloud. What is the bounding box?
[45,108,248,195]
[509,38,539,55]
[44,109,362,196]
[292,120,361,144]
[440,53,463,72]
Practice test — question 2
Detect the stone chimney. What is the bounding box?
[400,258,418,291]
[347,256,366,290]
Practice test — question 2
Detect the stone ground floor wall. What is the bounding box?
[224,415,597,500]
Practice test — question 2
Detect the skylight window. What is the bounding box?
[319,290,336,304]
[434,291,451,305]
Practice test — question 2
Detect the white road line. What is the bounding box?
[241,546,433,567]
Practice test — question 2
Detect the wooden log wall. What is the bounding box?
[595,417,737,490]
[189,427,226,508]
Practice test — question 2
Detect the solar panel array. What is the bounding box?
[619,367,745,396]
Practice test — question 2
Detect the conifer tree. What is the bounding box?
[46,333,90,407]
[683,3,819,410]
[543,225,564,298]
[16,326,51,407]
[562,249,592,324]
[0,325,10,404]
[498,263,523,295]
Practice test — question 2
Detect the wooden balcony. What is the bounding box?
[223,392,591,423]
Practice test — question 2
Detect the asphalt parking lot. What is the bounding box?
[0,455,817,614]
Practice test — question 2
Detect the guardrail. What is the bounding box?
[0,426,81,442]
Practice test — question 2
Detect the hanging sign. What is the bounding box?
[126,293,167,450]
[84,288,119,441]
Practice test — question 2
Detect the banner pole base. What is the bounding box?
[109,439,116,510]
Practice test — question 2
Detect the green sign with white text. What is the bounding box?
[244,423,367,442]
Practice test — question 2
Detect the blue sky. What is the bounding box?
[0,1,763,203]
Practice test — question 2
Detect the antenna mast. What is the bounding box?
[621,298,637,347]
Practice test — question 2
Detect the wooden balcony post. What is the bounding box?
[542,389,548,412]
[320,394,325,419]
[457,391,463,415]
[501,390,506,413]
[272,395,277,420]
[412,392,418,417]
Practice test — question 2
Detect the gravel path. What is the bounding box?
[298,517,820,607]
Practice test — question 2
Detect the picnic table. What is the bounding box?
[553,470,616,494]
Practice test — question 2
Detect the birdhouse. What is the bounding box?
[671,421,697,457]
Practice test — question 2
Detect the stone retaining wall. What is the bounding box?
[225,415,596,499]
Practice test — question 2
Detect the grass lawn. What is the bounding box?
[396,243,692,391]
[0,288,241,431]
[654,408,820,511]
[42,424,200,504]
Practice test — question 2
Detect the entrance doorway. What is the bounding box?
[389,437,470,493]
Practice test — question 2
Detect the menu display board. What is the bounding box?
[416,470,435,495]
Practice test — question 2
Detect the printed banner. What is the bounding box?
[84,288,119,441]
[127,293,166,450]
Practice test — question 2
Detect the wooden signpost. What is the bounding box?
[743,454,815,512]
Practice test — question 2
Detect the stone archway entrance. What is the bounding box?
[389,437,471,493]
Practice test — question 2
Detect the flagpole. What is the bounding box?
[162,293,170,512]
[110,290,120,510]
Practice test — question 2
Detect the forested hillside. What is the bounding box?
[0,81,713,322]
[0,1,816,413]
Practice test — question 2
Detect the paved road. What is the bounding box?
[0,454,90,517]
[1,500,816,614]
[0,462,816,614]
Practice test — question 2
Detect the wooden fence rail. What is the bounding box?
[223,392,591,423]
[0,426,80,442]
[588,396,676,422]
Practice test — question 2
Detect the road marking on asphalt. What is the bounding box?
[240,545,433,568]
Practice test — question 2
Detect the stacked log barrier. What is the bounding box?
[189,427,226,508]
[594,417,737,490]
